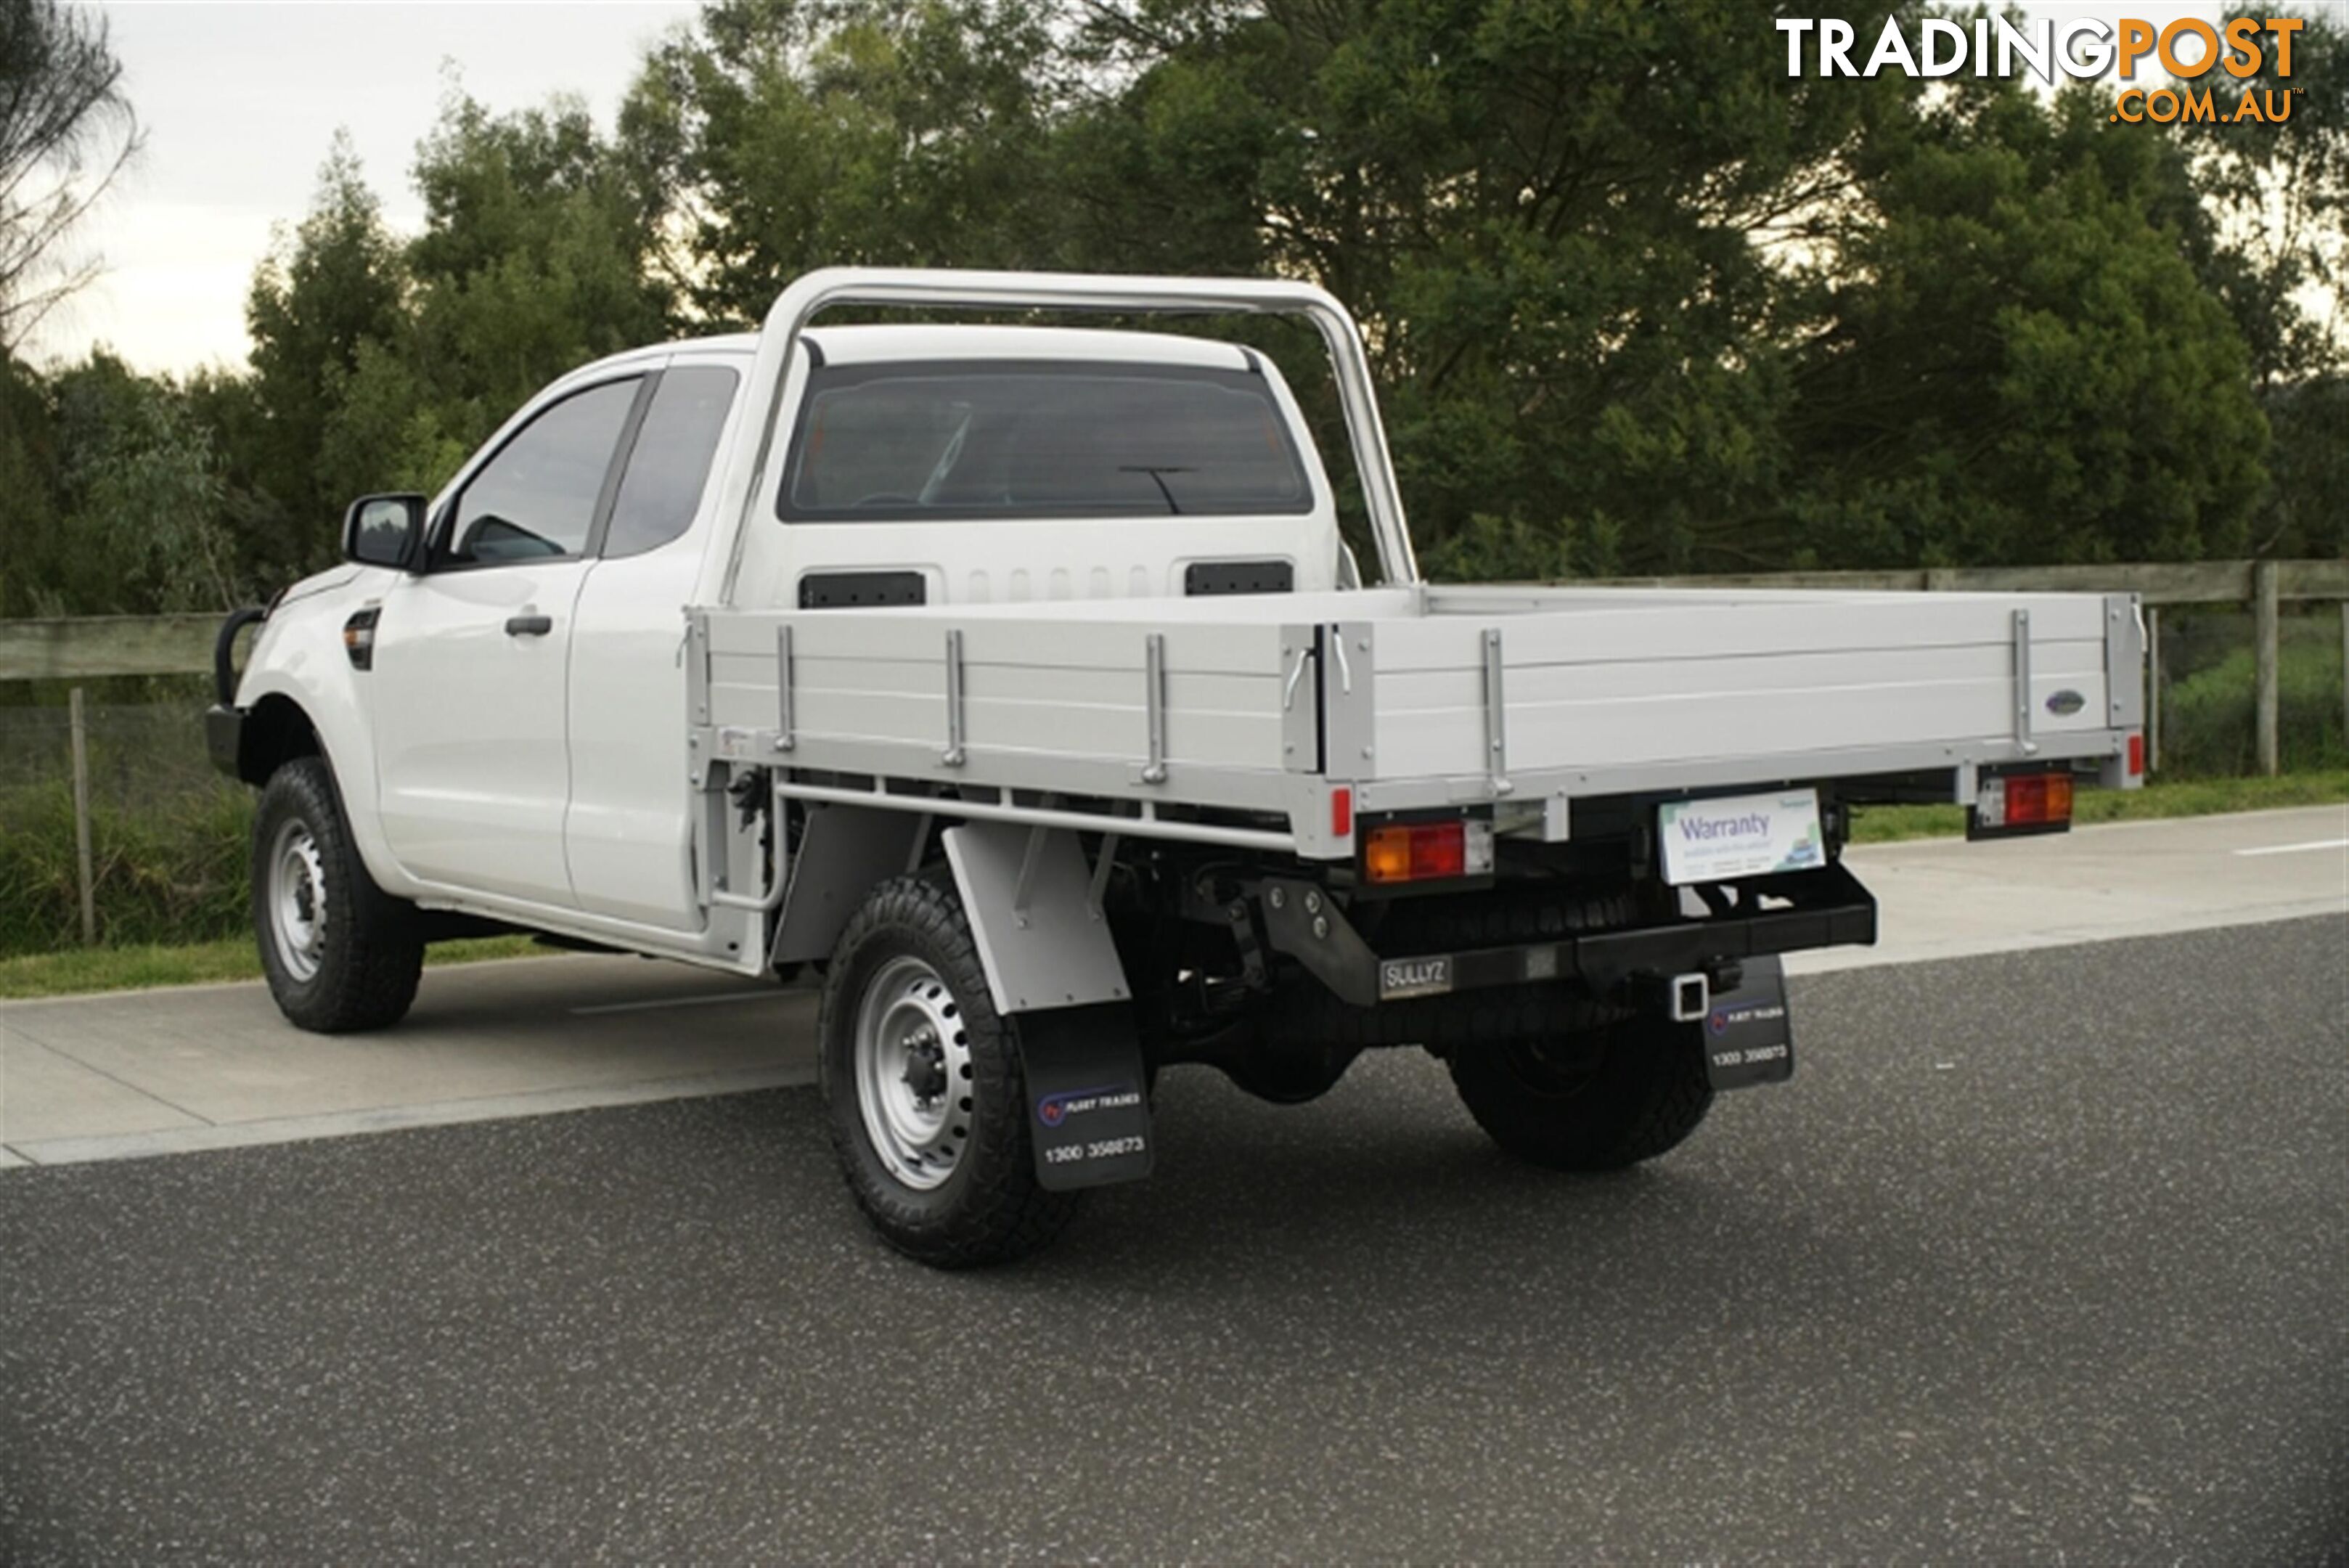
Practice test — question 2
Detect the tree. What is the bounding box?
[0,0,139,349]
[181,361,317,595]
[57,354,237,611]
[1051,0,1912,576]
[395,87,677,453]
[244,134,406,554]
[625,0,1067,324]
[1778,80,2269,567]
[2252,375,2349,560]
[305,85,684,514]
[1,352,236,616]
[0,346,62,614]
[128,0,2308,614]
[2170,8,2347,560]
[2183,7,2346,387]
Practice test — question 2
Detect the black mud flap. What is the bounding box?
[1016,1002,1154,1191]
[1702,955,1795,1090]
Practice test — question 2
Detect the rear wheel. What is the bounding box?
[1344,878,1716,1170]
[251,756,423,1032]
[818,876,1078,1267]
[1449,1015,1714,1171]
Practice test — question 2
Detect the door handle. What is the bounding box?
[504,614,553,637]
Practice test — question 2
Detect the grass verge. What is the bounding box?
[1849,770,2349,844]
[0,934,545,1002]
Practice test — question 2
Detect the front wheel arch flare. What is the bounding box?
[237,693,322,786]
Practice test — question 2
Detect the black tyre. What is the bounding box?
[1448,1013,1714,1171]
[818,876,1079,1267]
[251,756,423,1033]
[1336,878,1715,1171]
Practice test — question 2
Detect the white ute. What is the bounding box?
[209,269,2146,1265]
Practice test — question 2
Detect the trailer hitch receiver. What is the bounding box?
[1670,972,1709,1022]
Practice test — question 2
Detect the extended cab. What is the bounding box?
[210,269,2144,1265]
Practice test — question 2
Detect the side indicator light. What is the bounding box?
[342,608,380,672]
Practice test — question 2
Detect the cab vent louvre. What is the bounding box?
[798,571,926,609]
[1185,560,1294,596]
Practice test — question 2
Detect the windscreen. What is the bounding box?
[780,360,1313,520]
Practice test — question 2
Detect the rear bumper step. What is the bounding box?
[1262,861,1877,1008]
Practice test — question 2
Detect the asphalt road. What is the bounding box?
[3,916,2344,1563]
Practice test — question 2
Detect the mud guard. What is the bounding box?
[1702,955,1795,1090]
[940,822,1129,1013]
[1017,1003,1154,1191]
[937,822,1149,1189]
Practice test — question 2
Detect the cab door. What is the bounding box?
[370,375,646,905]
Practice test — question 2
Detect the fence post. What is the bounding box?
[68,686,97,945]
[2253,560,2280,776]
[2145,605,2161,773]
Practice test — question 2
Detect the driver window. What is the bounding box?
[438,377,641,567]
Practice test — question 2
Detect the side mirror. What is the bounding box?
[343,494,427,570]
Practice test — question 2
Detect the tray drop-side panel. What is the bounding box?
[704,610,1300,774]
[1368,595,2112,780]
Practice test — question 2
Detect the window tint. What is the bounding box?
[603,366,740,559]
[780,362,1312,520]
[441,378,640,567]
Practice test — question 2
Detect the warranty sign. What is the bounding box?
[1659,788,1825,886]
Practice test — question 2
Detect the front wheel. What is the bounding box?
[251,756,423,1032]
[1449,1015,1715,1172]
[818,876,1079,1267]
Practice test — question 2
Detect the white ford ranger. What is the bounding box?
[209,269,2144,1265]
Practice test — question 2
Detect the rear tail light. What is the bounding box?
[1969,770,2073,838]
[1363,818,1495,885]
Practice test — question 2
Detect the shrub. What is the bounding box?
[2161,625,2348,778]
[0,779,253,955]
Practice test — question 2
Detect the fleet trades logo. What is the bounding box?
[1777,15,2305,125]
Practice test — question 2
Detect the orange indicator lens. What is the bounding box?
[1363,821,1469,883]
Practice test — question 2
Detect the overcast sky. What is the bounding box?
[25,1,699,375]
[25,1,2266,376]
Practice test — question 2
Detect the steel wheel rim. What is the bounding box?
[853,955,974,1191]
[268,817,328,982]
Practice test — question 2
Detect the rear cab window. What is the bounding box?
[603,364,740,558]
[779,360,1313,521]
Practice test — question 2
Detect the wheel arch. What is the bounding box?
[235,693,321,786]
[233,659,413,899]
